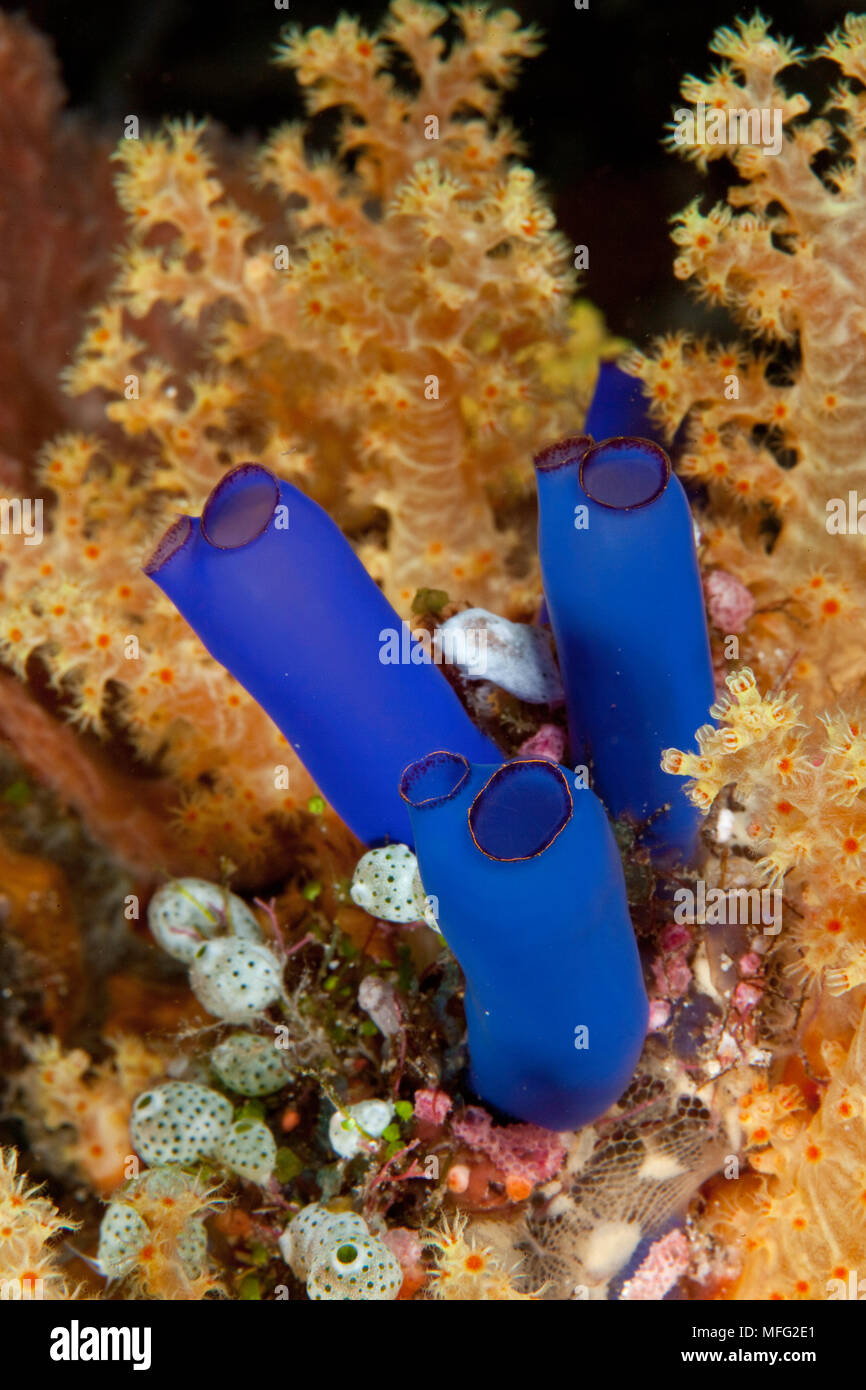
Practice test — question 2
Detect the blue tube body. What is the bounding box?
[585,362,667,443]
[402,753,648,1129]
[535,437,714,861]
[145,465,500,848]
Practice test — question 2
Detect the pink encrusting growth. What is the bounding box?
[451,1106,567,1188]
[619,1228,691,1301]
[517,723,567,763]
[650,923,694,1002]
[413,1088,453,1127]
[704,570,755,634]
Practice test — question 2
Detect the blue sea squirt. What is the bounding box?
[534,432,715,862]
[145,463,500,848]
[400,752,648,1129]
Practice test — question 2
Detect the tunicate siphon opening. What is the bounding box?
[533,433,593,473]
[399,751,470,808]
[201,463,280,549]
[469,759,572,861]
[579,436,670,509]
[143,514,193,574]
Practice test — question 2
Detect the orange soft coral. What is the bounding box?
[0,2,618,872]
[424,1211,537,1299]
[16,1035,169,1197]
[625,12,866,709]
[662,667,866,990]
[707,1013,866,1300]
[63,2,588,613]
[665,666,866,1297]
[0,1147,80,1298]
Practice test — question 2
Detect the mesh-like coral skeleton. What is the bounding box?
[523,1064,725,1299]
[624,12,866,709]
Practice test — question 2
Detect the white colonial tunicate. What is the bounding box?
[217,1118,277,1185]
[436,607,564,704]
[328,1098,395,1159]
[278,1204,402,1299]
[189,938,283,1021]
[307,1234,402,1301]
[350,845,428,923]
[210,1031,293,1096]
[176,1219,209,1278]
[279,1203,369,1280]
[97,1168,214,1285]
[130,1082,233,1166]
[279,1203,337,1279]
[97,1202,149,1279]
[147,877,262,963]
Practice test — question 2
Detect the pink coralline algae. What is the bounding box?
[703,570,755,634]
[382,1226,426,1297]
[648,999,672,1032]
[738,952,762,978]
[517,724,567,763]
[450,1106,566,1184]
[619,1228,691,1301]
[732,981,762,1016]
[660,923,692,954]
[650,923,694,1001]
[413,1088,453,1127]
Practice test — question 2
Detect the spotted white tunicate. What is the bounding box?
[97,1202,149,1280]
[176,1219,209,1278]
[147,877,262,963]
[328,1099,395,1159]
[189,938,283,1021]
[279,1203,338,1280]
[130,1082,233,1166]
[350,845,429,923]
[410,864,442,933]
[307,1234,403,1301]
[210,1032,293,1096]
[217,1118,277,1185]
[278,1203,371,1280]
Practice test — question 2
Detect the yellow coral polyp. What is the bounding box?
[424,1212,537,1300]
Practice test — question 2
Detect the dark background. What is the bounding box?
[8,0,857,347]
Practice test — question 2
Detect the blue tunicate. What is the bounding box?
[400,752,648,1129]
[144,463,500,847]
[585,361,667,443]
[534,434,715,861]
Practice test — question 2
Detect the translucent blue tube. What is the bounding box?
[536,365,665,630]
[144,464,500,847]
[534,435,714,861]
[585,361,667,443]
[400,752,648,1129]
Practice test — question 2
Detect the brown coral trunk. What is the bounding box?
[382,358,504,612]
